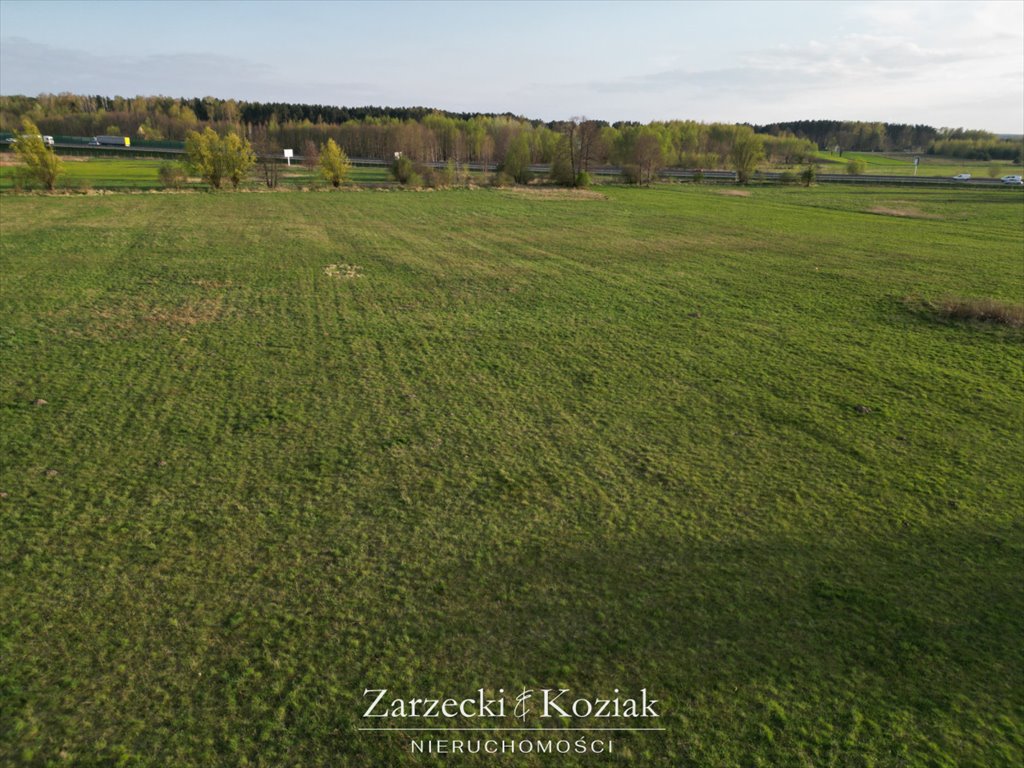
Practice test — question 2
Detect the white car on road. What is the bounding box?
[952,173,972,180]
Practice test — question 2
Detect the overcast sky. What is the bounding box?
[1,0,1021,132]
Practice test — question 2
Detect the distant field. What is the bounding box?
[811,150,1021,177]
[0,155,392,190]
[4,150,1021,193]
[0,157,167,189]
[1,185,1022,767]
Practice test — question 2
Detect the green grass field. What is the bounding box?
[0,157,169,190]
[0,156,393,191]
[1,184,1022,767]
[811,150,1021,178]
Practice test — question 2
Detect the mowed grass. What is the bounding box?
[1,185,1022,767]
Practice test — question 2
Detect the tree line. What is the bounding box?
[9,110,784,192]
[3,93,1020,176]
[4,94,1019,163]
[0,92,525,129]
[756,120,1021,161]
[0,93,819,170]
[9,116,354,191]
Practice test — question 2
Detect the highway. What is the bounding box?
[25,142,1024,187]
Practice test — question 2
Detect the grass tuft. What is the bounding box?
[907,295,1024,327]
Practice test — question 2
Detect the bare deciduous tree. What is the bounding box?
[302,140,319,171]
[556,116,604,186]
[254,139,281,188]
[633,133,664,185]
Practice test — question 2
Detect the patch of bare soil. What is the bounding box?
[150,298,226,325]
[499,187,607,201]
[868,205,942,220]
[323,264,363,279]
[0,154,89,166]
[717,190,751,197]
[190,279,234,289]
[89,296,226,331]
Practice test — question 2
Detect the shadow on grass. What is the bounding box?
[336,519,1024,766]
[5,517,1022,766]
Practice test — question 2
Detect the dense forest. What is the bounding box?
[754,120,1021,161]
[1,93,1021,165]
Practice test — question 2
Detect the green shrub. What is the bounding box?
[391,156,415,184]
[439,160,456,187]
[549,140,574,186]
[183,127,255,190]
[622,165,642,185]
[158,161,188,189]
[419,166,437,188]
[575,171,591,188]
[318,139,351,188]
[12,117,63,190]
[501,132,533,184]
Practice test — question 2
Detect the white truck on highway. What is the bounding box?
[5,134,54,147]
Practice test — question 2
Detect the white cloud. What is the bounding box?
[1,1,1020,131]
[0,37,375,102]
[566,5,1023,131]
